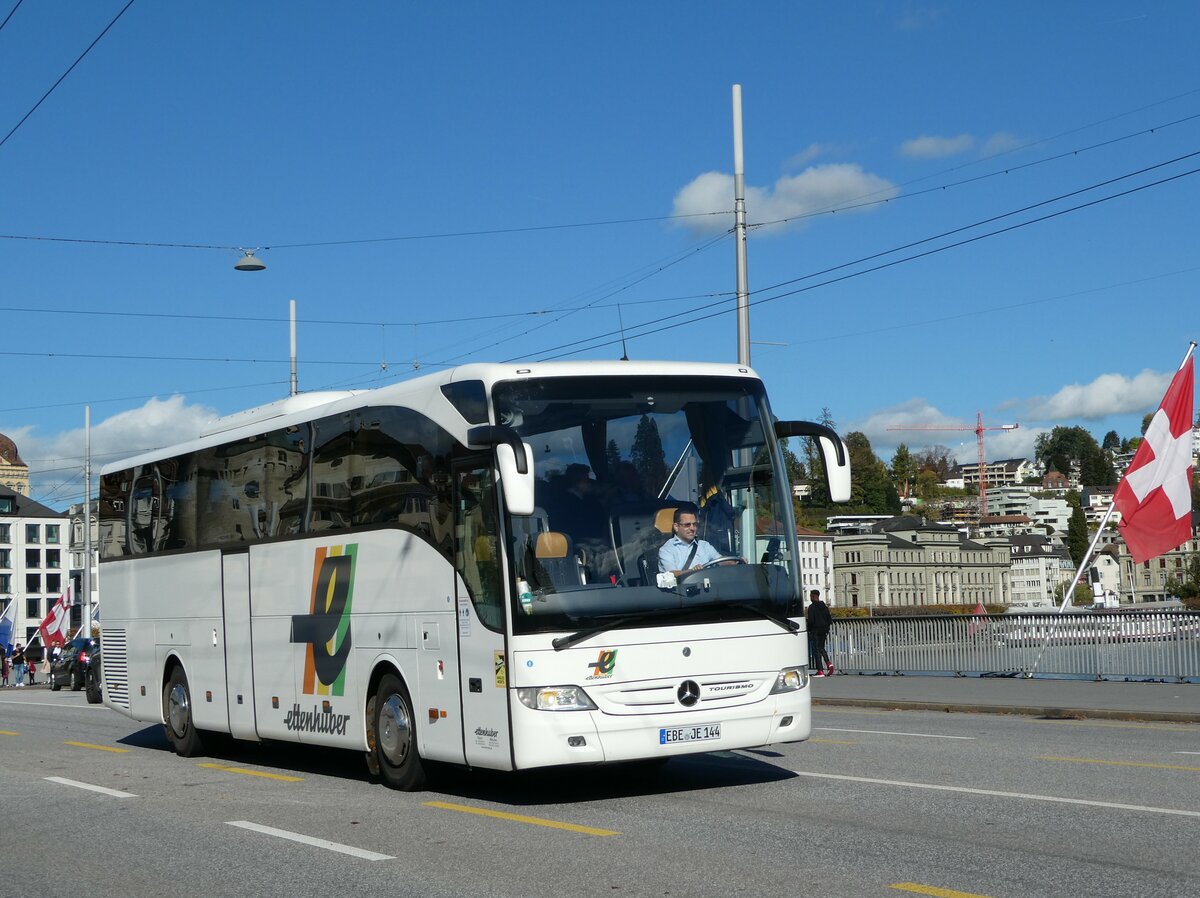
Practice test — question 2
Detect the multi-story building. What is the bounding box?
[1,484,70,647]
[1081,486,1117,528]
[1007,533,1073,609]
[68,498,101,631]
[795,527,835,606]
[0,433,30,496]
[1111,516,1200,604]
[983,486,1071,534]
[832,515,1012,609]
[957,458,1039,491]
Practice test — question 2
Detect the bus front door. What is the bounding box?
[221,547,258,740]
[453,460,514,771]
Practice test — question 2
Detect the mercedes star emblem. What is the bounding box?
[677,679,700,707]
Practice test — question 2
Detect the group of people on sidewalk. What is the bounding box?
[1,644,41,687]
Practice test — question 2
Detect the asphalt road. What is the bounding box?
[2,688,1198,898]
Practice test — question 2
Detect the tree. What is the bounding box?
[1036,426,1113,485]
[1101,430,1121,451]
[1054,579,1094,607]
[780,439,807,486]
[913,444,954,481]
[914,469,941,502]
[845,432,901,514]
[1079,443,1116,487]
[1165,551,1200,610]
[890,443,916,498]
[802,407,837,508]
[1066,505,1089,566]
[631,415,667,490]
[605,439,622,473]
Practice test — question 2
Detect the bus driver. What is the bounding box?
[658,508,732,577]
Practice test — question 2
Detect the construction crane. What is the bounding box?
[887,412,1019,518]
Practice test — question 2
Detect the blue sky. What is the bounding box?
[2,2,1197,510]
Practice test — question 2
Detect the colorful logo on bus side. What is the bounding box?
[291,544,357,697]
[585,649,618,680]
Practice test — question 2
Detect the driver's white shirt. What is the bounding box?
[658,535,722,572]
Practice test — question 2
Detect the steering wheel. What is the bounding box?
[702,556,745,568]
[678,556,745,580]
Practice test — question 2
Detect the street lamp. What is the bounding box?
[234,249,266,271]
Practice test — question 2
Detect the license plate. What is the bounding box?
[659,723,721,745]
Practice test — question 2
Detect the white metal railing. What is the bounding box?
[826,611,1200,682]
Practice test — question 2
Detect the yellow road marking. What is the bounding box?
[0,730,18,736]
[1039,755,1200,772]
[424,800,619,836]
[197,762,304,782]
[891,883,993,898]
[64,741,130,753]
[810,738,858,744]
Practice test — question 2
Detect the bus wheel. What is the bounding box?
[163,667,203,757]
[371,673,426,791]
[85,669,102,704]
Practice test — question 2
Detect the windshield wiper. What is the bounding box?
[719,602,800,634]
[552,608,693,651]
[550,602,798,651]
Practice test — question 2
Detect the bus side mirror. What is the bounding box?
[468,425,535,516]
[774,421,852,504]
[496,442,535,515]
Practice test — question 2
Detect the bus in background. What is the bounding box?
[98,361,850,790]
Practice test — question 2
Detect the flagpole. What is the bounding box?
[84,406,93,639]
[1178,341,1197,370]
[1026,339,1195,677]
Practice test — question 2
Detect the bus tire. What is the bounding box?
[370,673,426,791]
[163,667,204,757]
[85,669,102,704]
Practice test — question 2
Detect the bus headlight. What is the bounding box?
[769,667,807,694]
[516,686,598,711]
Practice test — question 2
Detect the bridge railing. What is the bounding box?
[825,611,1200,682]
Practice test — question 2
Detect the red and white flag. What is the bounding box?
[1113,359,1195,563]
[39,583,73,648]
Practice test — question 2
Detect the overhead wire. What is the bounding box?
[0,0,24,35]
[748,110,1200,230]
[523,158,1200,361]
[0,0,137,151]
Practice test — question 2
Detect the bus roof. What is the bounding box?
[100,359,762,476]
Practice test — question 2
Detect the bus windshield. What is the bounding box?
[493,375,801,636]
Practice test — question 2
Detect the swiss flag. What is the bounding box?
[1114,360,1195,563]
[39,583,74,649]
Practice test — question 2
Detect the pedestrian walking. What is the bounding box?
[1,647,9,687]
[12,644,26,687]
[806,589,834,676]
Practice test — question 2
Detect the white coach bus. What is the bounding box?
[99,361,850,789]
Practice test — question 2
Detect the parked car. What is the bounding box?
[50,637,101,699]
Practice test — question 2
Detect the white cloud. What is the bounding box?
[851,399,1035,464]
[23,396,220,508]
[899,133,975,159]
[672,164,899,235]
[981,131,1024,156]
[1018,369,1172,421]
[784,143,829,169]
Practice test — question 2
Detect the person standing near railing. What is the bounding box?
[11,644,25,687]
[807,589,834,676]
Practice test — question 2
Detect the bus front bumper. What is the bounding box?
[510,688,811,769]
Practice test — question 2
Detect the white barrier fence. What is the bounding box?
[826,611,1200,682]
